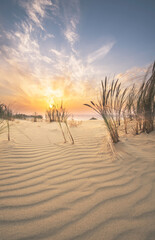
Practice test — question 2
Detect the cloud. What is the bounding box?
[49,47,94,82]
[87,42,115,64]
[0,0,124,114]
[0,62,38,111]
[116,64,152,87]
[64,28,78,46]
[1,20,53,80]
[19,0,53,30]
[61,0,80,47]
[50,48,62,57]
[0,0,114,114]
[43,33,55,41]
[0,58,96,113]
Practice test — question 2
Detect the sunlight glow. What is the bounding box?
[45,87,63,109]
[45,87,63,99]
[49,98,54,109]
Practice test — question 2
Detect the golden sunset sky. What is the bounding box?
[0,0,154,116]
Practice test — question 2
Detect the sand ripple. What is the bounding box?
[0,121,155,240]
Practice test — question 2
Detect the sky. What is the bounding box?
[0,0,155,116]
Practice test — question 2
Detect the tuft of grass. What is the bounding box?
[0,119,6,135]
[84,77,127,143]
[47,101,74,144]
[0,103,12,141]
[46,106,57,122]
[57,102,74,144]
[126,62,155,135]
[56,107,67,143]
[34,112,37,122]
[120,61,155,135]
[138,62,155,133]
[126,84,135,121]
[68,117,82,127]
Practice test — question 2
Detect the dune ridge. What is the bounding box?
[0,120,155,240]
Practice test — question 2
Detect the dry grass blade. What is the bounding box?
[84,77,127,143]
[56,109,67,143]
[0,104,12,141]
[59,103,74,144]
[0,120,6,135]
[136,62,155,133]
[48,101,74,144]
[125,61,155,135]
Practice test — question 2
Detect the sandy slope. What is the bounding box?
[0,120,155,240]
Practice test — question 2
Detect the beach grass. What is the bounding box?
[0,103,12,141]
[46,101,74,144]
[57,102,74,144]
[124,62,155,135]
[84,62,155,142]
[84,77,127,143]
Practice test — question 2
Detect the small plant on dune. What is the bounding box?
[126,62,155,135]
[0,104,6,135]
[56,102,74,144]
[5,106,12,141]
[137,62,155,133]
[126,84,135,121]
[0,104,5,117]
[123,62,155,135]
[56,106,67,143]
[0,119,6,135]
[122,84,136,134]
[68,117,82,128]
[46,102,67,142]
[122,110,128,134]
[34,112,37,122]
[0,103,12,141]
[46,106,57,122]
[84,77,127,143]
[47,100,74,144]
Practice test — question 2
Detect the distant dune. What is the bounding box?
[0,120,155,240]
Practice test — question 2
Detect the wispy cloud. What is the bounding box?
[116,64,152,87]
[61,0,80,48]
[87,42,115,64]
[19,0,53,30]
[1,0,55,74]
[50,48,62,57]
[0,0,116,113]
[2,20,53,79]
[43,33,55,41]
[64,28,78,46]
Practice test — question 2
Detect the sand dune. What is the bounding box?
[0,120,155,240]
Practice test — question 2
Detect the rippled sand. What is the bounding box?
[0,120,155,240]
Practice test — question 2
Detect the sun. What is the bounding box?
[49,98,54,109]
[44,87,63,109]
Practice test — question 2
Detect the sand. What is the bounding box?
[0,120,155,240]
